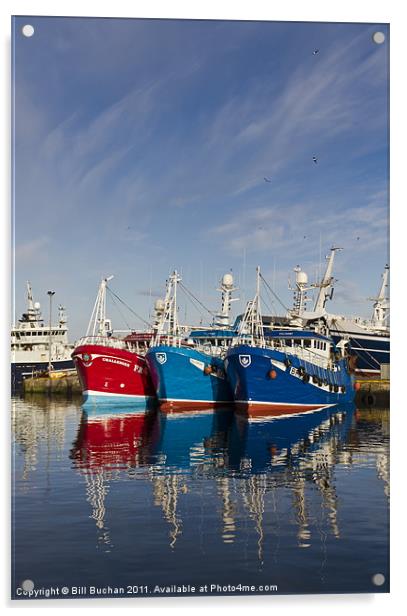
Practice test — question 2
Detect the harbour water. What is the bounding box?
[11,396,389,599]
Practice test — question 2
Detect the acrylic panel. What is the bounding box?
[11,16,389,600]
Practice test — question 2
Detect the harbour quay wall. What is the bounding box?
[22,373,82,396]
[355,378,390,408]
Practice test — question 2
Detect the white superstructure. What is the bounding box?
[11,282,74,384]
[285,249,390,375]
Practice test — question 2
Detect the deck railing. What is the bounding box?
[74,335,129,350]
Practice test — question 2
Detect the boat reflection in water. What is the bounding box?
[71,401,160,471]
[71,403,235,548]
[150,407,234,547]
[13,396,389,593]
[70,401,161,548]
[227,404,356,557]
[70,400,358,556]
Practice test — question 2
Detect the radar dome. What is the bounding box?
[296,270,308,285]
[34,302,41,310]
[222,273,234,288]
[154,298,165,311]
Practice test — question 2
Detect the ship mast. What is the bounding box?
[155,271,182,343]
[369,265,389,329]
[237,267,264,346]
[288,266,315,324]
[86,276,114,337]
[27,281,34,314]
[22,281,41,322]
[214,273,238,328]
[313,247,343,313]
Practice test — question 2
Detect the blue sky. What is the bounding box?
[12,17,389,340]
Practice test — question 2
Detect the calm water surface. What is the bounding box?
[11,397,389,599]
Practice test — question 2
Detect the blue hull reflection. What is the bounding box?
[227,403,355,474]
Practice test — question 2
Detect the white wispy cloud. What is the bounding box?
[13,20,388,334]
[15,237,50,262]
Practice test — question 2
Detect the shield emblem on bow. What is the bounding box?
[239,354,251,368]
[156,352,167,365]
[82,353,92,365]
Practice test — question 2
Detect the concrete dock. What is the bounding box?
[22,369,82,396]
[21,369,390,408]
[355,378,390,408]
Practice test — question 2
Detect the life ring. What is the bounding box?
[204,365,212,375]
[268,369,277,379]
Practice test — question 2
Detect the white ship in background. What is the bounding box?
[11,282,74,390]
[289,248,389,376]
[261,248,390,377]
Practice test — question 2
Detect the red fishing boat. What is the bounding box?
[72,277,162,404]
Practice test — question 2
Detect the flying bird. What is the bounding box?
[313,49,320,55]
[264,177,272,183]
[312,156,318,164]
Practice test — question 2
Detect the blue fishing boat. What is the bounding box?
[225,267,356,419]
[146,272,238,411]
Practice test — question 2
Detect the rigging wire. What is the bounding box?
[259,293,275,317]
[178,281,216,318]
[107,291,133,331]
[106,286,151,328]
[259,272,289,313]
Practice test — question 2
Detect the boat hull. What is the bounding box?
[225,344,355,418]
[72,343,155,405]
[146,345,234,412]
[331,332,389,377]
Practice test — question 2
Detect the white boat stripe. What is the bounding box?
[160,397,232,404]
[234,400,335,408]
[84,390,153,399]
